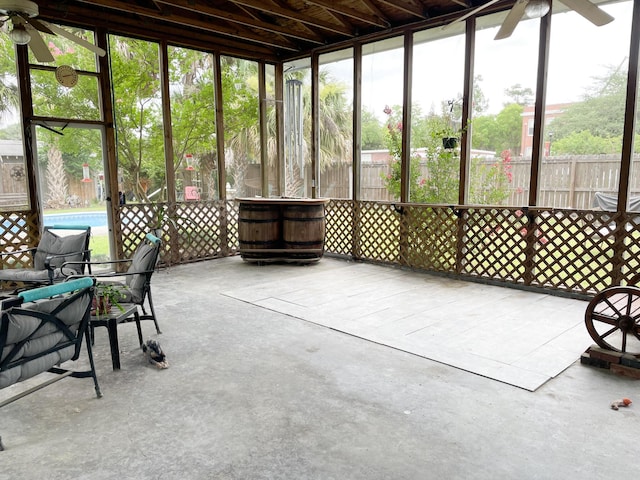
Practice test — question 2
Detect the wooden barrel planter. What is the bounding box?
[283,204,326,261]
[237,202,281,261]
[236,198,329,263]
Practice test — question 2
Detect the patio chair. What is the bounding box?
[0,277,101,451]
[0,225,92,289]
[65,232,163,335]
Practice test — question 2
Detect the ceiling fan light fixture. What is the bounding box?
[9,23,30,45]
[524,0,550,18]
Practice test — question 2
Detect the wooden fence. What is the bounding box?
[318,154,640,209]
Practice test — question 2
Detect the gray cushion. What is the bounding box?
[125,242,159,298]
[0,265,81,283]
[0,269,51,282]
[0,291,90,389]
[33,230,87,272]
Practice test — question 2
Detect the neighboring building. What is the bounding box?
[0,139,27,208]
[520,103,571,157]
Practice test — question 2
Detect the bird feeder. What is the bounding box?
[81,162,92,182]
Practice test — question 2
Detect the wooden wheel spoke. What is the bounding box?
[591,311,618,326]
[600,325,619,340]
[602,298,624,318]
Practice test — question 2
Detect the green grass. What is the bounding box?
[90,234,110,261]
[43,204,106,214]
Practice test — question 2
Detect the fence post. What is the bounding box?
[568,158,577,209]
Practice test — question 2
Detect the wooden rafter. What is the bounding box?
[377,0,427,19]
[359,0,391,22]
[154,0,325,45]
[35,0,515,61]
[38,3,279,60]
[72,0,301,51]
[304,0,391,28]
[227,0,356,36]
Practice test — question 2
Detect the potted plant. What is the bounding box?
[442,136,458,149]
[92,284,125,317]
[441,99,467,150]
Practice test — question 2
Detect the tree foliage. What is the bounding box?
[548,65,630,154]
[0,38,19,122]
[110,36,165,201]
[504,84,534,106]
[361,107,387,150]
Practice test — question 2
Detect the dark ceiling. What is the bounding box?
[35,0,510,62]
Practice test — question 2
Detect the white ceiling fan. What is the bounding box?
[448,0,614,39]
[0,0,106,62]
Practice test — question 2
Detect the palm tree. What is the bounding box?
[227,69,352,197]
[0,37,20,124]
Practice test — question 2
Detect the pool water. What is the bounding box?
[44,211,108,228]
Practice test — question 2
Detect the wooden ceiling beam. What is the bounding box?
[154,0,325,45]
[37,3,281,61]
[72,0,301,51]
[303,0,391,28]
[359,0,392,22]
[227,0,355,36]
[377,0,427,19]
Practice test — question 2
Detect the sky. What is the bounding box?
[322,0,633,119]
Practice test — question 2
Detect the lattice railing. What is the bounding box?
[6,199,640,297]
[175,202,223,261]
[324,199,353,256]
[353,202,400,264]
[528,209,616,294]
[460,207,528,283]
[322,200,640,297]
[119,200,235,265]
[0,211,40,270]
[401,205,458,272]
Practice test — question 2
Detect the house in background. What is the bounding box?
[520,103,571,157]
[0,139,27,208]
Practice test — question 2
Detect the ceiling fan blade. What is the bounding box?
[494,0,528,40]
[43,22,106,57]
[23,25,55,62]
[26,17,54,35]
[14,13,54,35]
[558,0,614,26]
[444,0,503,29]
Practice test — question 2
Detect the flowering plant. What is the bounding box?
[381,105,459,204]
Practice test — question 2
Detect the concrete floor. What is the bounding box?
[1,256,640,479]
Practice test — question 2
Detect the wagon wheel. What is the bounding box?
[585,286,640,356]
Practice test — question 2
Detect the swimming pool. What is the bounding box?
[44,211,108,228]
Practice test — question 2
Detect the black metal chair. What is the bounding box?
[0,225,91,288]
[65,232,163,335]
[0,277,101,451]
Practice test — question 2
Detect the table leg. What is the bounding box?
[134,310,143,347]
[107,317,121,370]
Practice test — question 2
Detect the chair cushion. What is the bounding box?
[0,268,51,283]
[0,265,82,283]
[125,242,159,298]
[0,293,89,389]
[33,230,87,272]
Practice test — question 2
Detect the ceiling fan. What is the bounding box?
[0,0,106,63]
[448,0,614,40]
